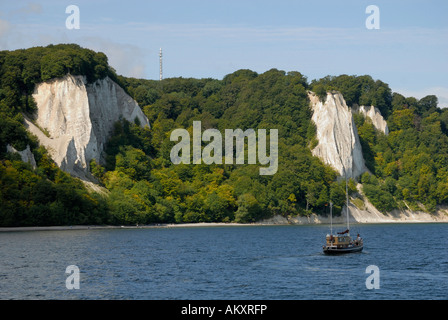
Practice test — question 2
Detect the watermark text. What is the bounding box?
[65,265,80,290]
[66,5,80,30]
[365,265,380,289]
[170,121,278,175]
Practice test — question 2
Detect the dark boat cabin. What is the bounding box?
[326,234,351,248]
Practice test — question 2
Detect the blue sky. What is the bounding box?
[1,1,447,107]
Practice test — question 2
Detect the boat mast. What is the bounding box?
[344,153,350,235]
[330,201,333,235]
[346,170,350,234]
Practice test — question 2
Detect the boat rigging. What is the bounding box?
[322,181,363,254]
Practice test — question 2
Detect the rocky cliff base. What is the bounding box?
[261,189,448,225]
[261,207,448,225]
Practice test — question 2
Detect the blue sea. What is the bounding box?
[1,223,447,300]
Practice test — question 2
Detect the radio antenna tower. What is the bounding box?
[159,48,163,81]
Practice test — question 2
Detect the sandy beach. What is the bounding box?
[0,222,254,232]
[1,208,447,232]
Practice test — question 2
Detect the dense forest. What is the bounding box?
[1,44,448,226]
[310,75,448,213]
[0,44,118,226]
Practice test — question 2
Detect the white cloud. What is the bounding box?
[0,19,148,79]
[15,3,43,15]
[0,19,9,34]
[81,37,147,79]
[0,18,11,47]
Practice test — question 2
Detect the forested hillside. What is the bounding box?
[1,44,448,226]
[0,44,120,226]
[100,69,342,224]
[310,75,448,212]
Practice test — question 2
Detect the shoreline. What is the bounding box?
[2,185,447,233]
[1,216,447,232]
[0,222,253,232]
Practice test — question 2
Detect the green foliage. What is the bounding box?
[1,44,447,226]
[0,44,121,226]
[106,67,448,222]
[362,182,397,213]
[235,193,262,223]
[0,159,110,226]
[310,74,393,118]
[97,68,336,224]
[0,45,119,116]
[357,103,448,212]
[39,44,113,82]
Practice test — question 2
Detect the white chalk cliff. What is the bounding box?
[352,104,389,135]
[25,74,149,181]
[309,91,367,179]
[6,144,37,169]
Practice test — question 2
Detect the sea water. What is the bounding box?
[1,223,447,300]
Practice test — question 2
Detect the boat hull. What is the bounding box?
[323,245,363,255]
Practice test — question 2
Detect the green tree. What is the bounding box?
[235,193,263,223]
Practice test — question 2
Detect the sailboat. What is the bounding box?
[323,179,363,255]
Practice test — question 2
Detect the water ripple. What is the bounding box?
[1,224,447,299]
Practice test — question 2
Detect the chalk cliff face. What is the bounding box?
[309,91,367,179]
[352,104,389,135]
[6,144,37,169]
[25,74,149,181]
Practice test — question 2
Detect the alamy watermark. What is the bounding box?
[365,5,380,30]
[66,5,80,30]
[63,263,379,291]
[64,5,379,31]
[65,265,80,290]
[170,121,278,175]
[365,265,380,289]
